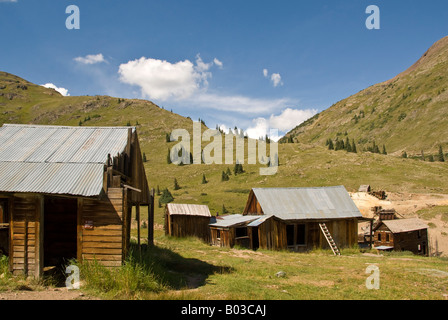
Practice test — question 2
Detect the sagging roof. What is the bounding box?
[248,186,362,220]
[166,203,211,217]
[0,124,135,197]
[209,214,259,228]
[379,218,428,233]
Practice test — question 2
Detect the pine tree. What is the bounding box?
[142,152,147,162]
[167,148,172,164]
[429,154,435,162]
[351,139,357,153]
[159,188,174,204]
[438,145,445,162]
[234,163,244,175]
[222,205,228,214]
[346,138,352,152]
[382,145,387,155]
[402,151,408,158]
[156,185,161,196]
[226,167,232,176]
[345,137,351,152]
[328,139,334,150]
[202,174,208,184]
[221,171,229,181]
[173,178,180,190]
[165,133,171,142]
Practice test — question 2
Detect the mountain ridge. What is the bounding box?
[282,36,448,156]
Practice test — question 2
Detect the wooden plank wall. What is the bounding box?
[243,192,263,215]
[79,188,124,267]
[210,227,232,247]
[168,215,211,242]
[258,217,287,250]
[9,195,42,277]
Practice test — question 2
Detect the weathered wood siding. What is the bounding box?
[243,191,263,215]
[78,188,125,267]
[9,195,42,277]
[210,227,232,247]
[166,214,211,242]
[257,217,287,250]
[374,225,428,255]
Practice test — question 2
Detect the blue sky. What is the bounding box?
[1,0,447,139]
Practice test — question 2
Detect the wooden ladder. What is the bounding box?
[319,223,341,256]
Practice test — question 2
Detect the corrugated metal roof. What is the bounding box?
[0,124,134,164]
[381,218,428,233]
[0,124,135,197]
[209,214,259,228]
[0,162,104,197]
[167,203,211,217]
[251,186,362,220]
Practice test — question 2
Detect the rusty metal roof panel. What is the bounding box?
[167,203,211,217]
[251,186,362,220]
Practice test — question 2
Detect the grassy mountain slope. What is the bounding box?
[282,36,448,156]
[1,71,448,225]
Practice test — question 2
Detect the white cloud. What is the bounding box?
[191,92,293,115]
[263,69,283,87]
[245,108,317,141]
[118,55,227,101]
[214,58,223,69]
[263,69,269,78]
[270,73,283,87]
[118,56,207,100]
[41,83,70,96]
[74,53,106,65]
[269,108,316,132]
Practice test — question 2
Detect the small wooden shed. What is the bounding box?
[373,218,429,256]
[209,214,259,248]
[0,124,152,278]
[242,186,362,252]
[165,203,212,242]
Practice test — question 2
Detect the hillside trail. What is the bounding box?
[351,191,448,256]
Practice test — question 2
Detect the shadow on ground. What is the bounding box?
[131,243,234,289]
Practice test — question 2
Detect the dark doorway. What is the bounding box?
[251,227,259,250]
[296,224,306,245]
[44,197,77,267]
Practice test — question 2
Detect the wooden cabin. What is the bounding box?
[0,124,152,278]
[373,218,429,256]
[209,214,259,248]
[165,203,212,242]
[242,186,362,252]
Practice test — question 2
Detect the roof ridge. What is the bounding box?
[2,123,136,130]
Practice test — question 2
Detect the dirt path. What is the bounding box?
[0,287,99,300]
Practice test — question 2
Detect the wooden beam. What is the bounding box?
[35,195,43,279]
[136,204,141,252]
[122,184,141,193]
[148,188,155,247]
[77,198,84,262]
